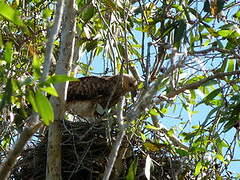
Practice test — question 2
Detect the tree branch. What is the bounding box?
[0,115,41,180]
[127,60,184,120]
[166,70,240,98]
[103,97,126,180]
[189,47,240,59]
[41,0,65,81]
[46,0,76,179]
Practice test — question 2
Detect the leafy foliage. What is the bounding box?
[0,0,240,179]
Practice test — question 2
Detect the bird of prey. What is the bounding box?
[66,74,137,120]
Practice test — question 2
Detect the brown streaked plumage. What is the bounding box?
[66,74,137,119]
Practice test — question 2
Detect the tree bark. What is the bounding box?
[46,0,76,179]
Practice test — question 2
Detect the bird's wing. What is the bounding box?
[67,76,116,102]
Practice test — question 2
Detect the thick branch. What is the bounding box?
[166,70,240,98]
[46,0,76,179]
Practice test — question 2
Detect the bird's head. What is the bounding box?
[121,74,138,95]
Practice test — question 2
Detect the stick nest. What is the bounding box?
[10,120,193,180]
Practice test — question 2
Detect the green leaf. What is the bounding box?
[223,117,236,132]
[0,1,24,26]
[194,162,202,176]
[216,0,225,14]
[175,148,189,156]
[40,86,58,97]
[35,90,54,125]
[149,109,159,116]
[43,8,53,18]
[203,0,210,13]
[27,90,38,112]
[4,42,13,66]
[118,44,127,59]
[81,5,95,23]
[202,79,218,86]
[145,125,160,131]
[46,75,78,85]
[0,79,12,110]
[233,11,240,20]
[126,159,138,180]
[202,106,220,126]
[218,30,234,37]
[85,40,98,52]
[174,20,186,48]
[203,88,221,103]
[227,59,234,72]
[216,138,228,153]
[215,154,226,163]
[140,133,147,142]
[206,27,219,37]
[32,55,41,79]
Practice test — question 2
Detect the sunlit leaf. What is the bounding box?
[40,86,58,96]
[218,30,234,37]
[149,109,159,116]
[145,124,160,131]
[46,75,78,85]
[140,133,147,142]
[35,90,54,125]
[43,8,53,18]
[194,162,202,176]
[0,1,24,26]
[227,59,234,72]
[144,142,160,152]
[216,172,224,180]
[32,55,41,79]
[215,154,226,163]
